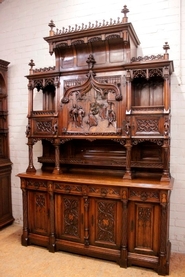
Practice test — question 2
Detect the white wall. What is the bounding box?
[0,0,184,253]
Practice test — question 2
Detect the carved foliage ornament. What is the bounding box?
[130,189,159,201]
[36,121,52,133]
[97,201,115,243]
[64,197,79,237]
[136,118,159,133]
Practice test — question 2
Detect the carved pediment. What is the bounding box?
[61,55,122,134]
[61,71,122,104]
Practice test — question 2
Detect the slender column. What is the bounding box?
[52,139,61,174]
[163,67,170,113]
[27,81,34,117]
[26,139,36,173]
[120,188,128,268]
[126,70,132,114]
[123,139,132,179]
[21,178,29,246]
[161,139,170,181]
[28,60,35,117]
[48,181,55,252]
[54,77,60,114]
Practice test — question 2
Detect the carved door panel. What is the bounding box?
[55,194,84,243]
[0,168,13,228]
[89,198,122,249]
[128,201,161,256]
[28,191,49,236]
[130,115,165,137]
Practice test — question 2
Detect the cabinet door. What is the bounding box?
[55,194,84,243]
[28,191,49,236]
[128,201,160,255]
[0,170,14,227]
[89,198,122,249]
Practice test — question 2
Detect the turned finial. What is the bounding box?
[163,42,170,60]
[121,5,129,23]
[28,59,35,74]
[48,20,56,36]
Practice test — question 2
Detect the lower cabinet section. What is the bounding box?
[19,172,173,276]
[0,163,14,229]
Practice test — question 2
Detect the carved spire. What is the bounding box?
[121,5,129,23]
[28,59,35,75]
[48,20,56,36]
[163,42,170,60]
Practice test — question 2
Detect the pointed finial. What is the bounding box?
[121,5,129,23]
[48,20,55,36]
[163,42,170,60]
[28,59,35,74]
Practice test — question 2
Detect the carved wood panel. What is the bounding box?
[60,72,123,135]
[128,201,160,255]
[131,115,165,136]
[55,194,84,242]
[89,198,122,249]
[28,191,49,235]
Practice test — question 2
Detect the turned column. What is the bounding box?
[123,139,132,179]
[52,139,61,174]
[126,70,132,114]
[163,67,170,113]
[161,138,170,182]
[26,138,36,173]
[28,60,35,117]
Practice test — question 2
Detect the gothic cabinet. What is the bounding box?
[18,5,174,276]
[0,59,14,228]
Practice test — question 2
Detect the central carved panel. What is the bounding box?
[61,73,122,134]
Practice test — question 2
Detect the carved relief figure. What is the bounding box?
[99,103,108,120]
[86,112,98,128]
[107,102,116,127]
[70,104,85,128]
[107,109,116,127]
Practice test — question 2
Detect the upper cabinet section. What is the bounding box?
[44,5,140,73]
[25,5,173,142]
[0,59,10,160]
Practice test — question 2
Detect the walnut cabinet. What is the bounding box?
[0,59,14,228]
[18,5,173,275]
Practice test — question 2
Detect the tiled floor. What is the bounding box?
[0,223,185,277]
